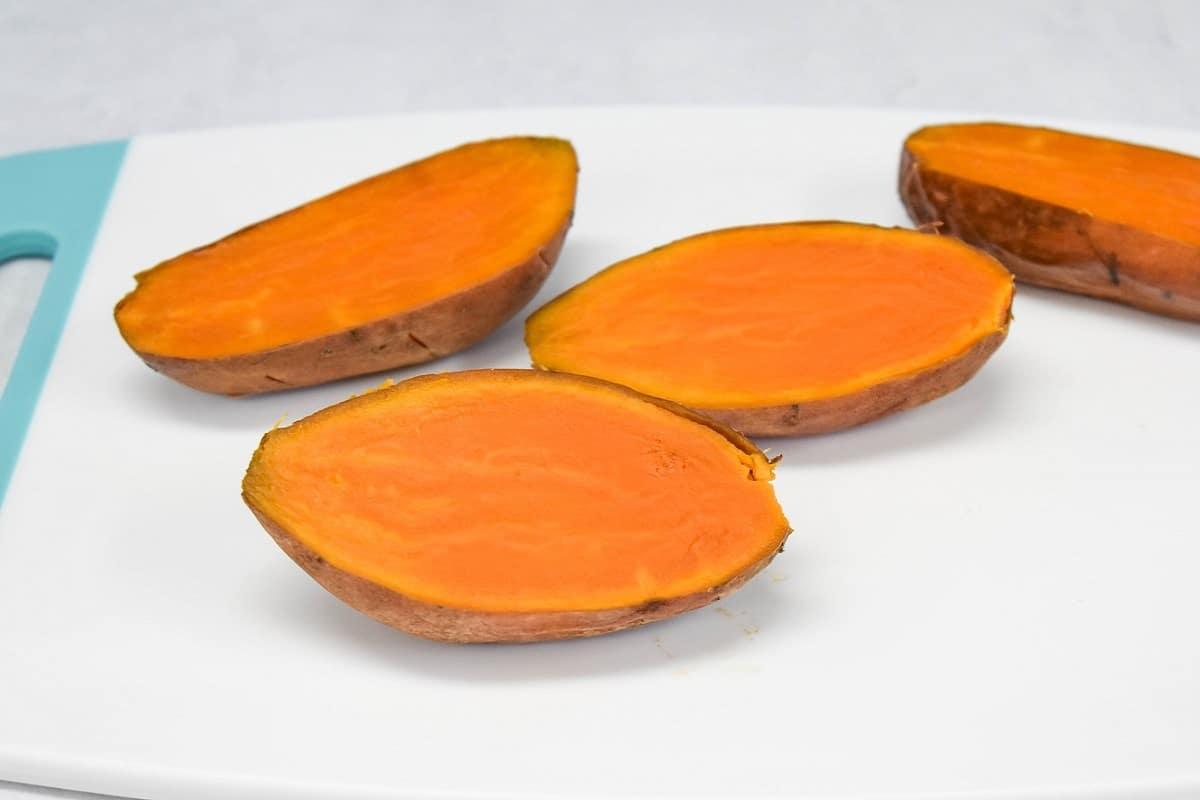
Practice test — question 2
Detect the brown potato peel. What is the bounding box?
[115,137,578,395]
[242,370,791,643]
[131,224,568,395]
[901,122,1200,321]
[526,222,1014,436]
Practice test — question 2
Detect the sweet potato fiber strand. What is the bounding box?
[526,222,1013,436]
[902,122,1200,321]
[243,370,790,643]
[115,137,578,394]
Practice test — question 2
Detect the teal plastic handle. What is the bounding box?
[0,140,127,506]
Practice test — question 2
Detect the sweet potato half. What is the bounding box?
[526,222,1013,436]
[115,137,578,395]
[901,122,1200,321]
[242,369,790,643]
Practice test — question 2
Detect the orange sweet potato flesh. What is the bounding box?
[901,122,1200,321]
[525,222,1013,436]
[242,369,790,643]
[115,137,578,395]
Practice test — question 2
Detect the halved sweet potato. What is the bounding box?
[115,137,578,395]
[242,369,790,643]
[901,122,1200,321]
[526,222,1013,436]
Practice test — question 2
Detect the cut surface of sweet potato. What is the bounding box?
[242,369,790,642]
[115,137,578,395]
[902,122,1200,320]
[526,222,1013,436]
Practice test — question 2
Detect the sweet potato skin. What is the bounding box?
[699,328,1007,436]
[900,145,1200,322]
[526,222,1013,437]
[248,503,782,643]
[120,222,569,396]
[243,369,791,643]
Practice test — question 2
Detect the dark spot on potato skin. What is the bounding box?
[638,598,669,616]
[878,396,911,419]
[263,374,291,385]
[517,270,539,294]
[782,404,801,426]
[407,332,433,354]
[1103,254,1121,286]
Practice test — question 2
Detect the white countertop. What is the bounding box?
[1,2,1198,798]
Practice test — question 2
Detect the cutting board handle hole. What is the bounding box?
[0,231,58,397]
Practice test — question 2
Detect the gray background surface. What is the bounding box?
[1,1,1198,797]
[2,0,1199,156]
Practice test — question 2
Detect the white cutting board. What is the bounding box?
[1,108,1198,800]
